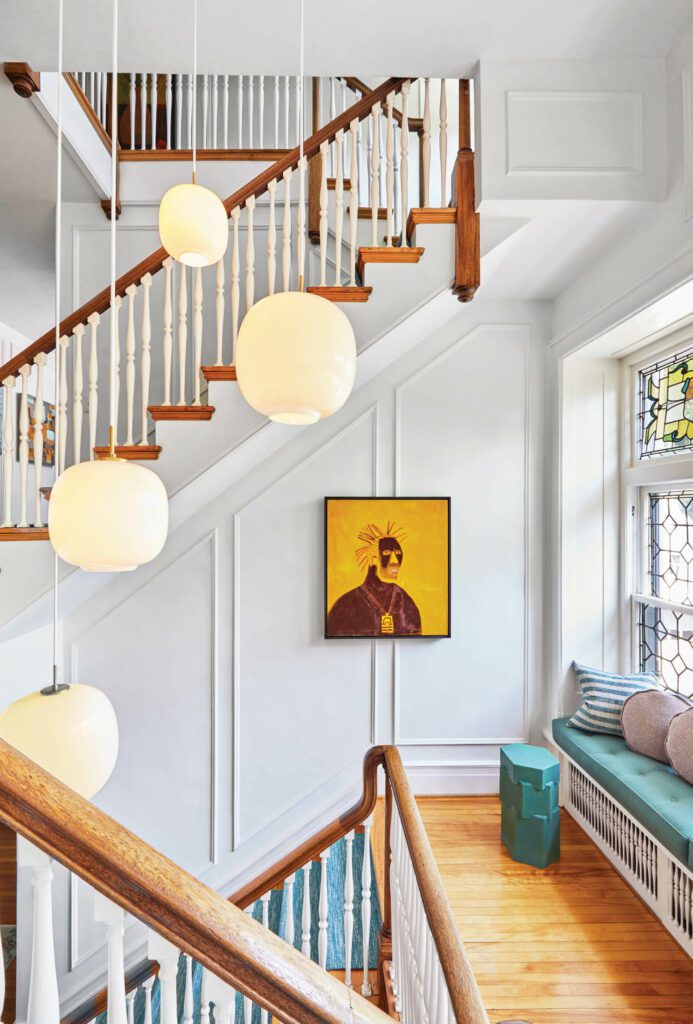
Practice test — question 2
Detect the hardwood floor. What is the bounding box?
[416,796,693,1024]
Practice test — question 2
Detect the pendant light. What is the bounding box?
[0,0,119,802]
[49,0,169,573]
[158,0,228,266]
[235,0,356,424]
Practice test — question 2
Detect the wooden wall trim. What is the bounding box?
[0,739,391,1024]
[4,62,40,98]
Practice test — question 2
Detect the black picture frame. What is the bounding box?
[324,496,451,639]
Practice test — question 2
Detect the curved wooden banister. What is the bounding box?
[0,76,412,384]
[341,77,423,133]
[0,737,391,1024]
[383,747,489,1024]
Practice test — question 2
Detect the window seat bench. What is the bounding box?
[552,716,693,956]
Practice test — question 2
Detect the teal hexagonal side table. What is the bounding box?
[500,744,560,869]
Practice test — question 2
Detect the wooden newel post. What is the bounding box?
[377,778,393,1011]
[453,79,480,302]
[308,77,322,244]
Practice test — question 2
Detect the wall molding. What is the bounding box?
[683,68,693,223]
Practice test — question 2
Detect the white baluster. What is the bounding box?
[230,207,240,359]
[301,862,312,958]
[17,365,30,526]
[349,119,358,286]
[245,195,256,311]
[129,73,135,149]
[274,75,280,148]
[285,873,296,948]
[72,322,85,461]
[294,75,301,145]
[329,78,336,174]
[282,167,293,291]
[260,892,272,1024]
[178,266,188,405]
[88,70,95,109]
[334,129,344,283]
[142,977,155,1024]
[113,296,122,446]
[162,258,174,405]
[125,286,136,443]
[439,81,448,207]
[267,178,277,296]
[32,353,46,526]
[183,953,194,1024]
[393,124,402,243]
[258,75,265,147]
[126,991,136,1024]
[58,335,69,471]
[166,73,173,150]
[344,831,355,987]
[222,74,229,148]
[176,75,183,149]
[385,92,395,246]
[244,906,254,1024]
[361,817,373,996]
[370,104,380,247]
[297,155,307,285]
[147,932,179,1024]
[95,71,102,126]
[318,849,330,970]
[211,74,218,149]
[378,103,386,208]
[319,140,329,287]
[140,273,152,442]
[248,76,255,148]
[150,73,157,150]
[200,967,210,1024]
[400,82,410,248]
[422,78,431,207]
[214,257,225,367]
[87,312,99,462]
[205,973,236,1024]
[94,895,127,1024]
[193,267,203,405]
[237,74,244,148]
[187,74,194,148]
[21,841,59,1024]
[102,72,108,128]
[202,74,209,149]
[284,75,290,147]
[1,376,16,527]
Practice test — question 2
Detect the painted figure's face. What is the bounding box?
[378,537,403,582]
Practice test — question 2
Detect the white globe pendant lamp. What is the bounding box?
[236,291,356,424]
[158,0,228,268]
[49,0,168,574]
[235,0,356,424]
[0,0,119,804]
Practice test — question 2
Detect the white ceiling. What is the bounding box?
[1,0,691,75]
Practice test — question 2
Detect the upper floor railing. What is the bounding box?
[0,740,488,1024]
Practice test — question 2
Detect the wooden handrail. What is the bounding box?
[0,76,410,384]
[342,77,423,133]
[0,737,391,1024]
[383,747,489,1024]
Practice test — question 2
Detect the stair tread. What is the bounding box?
[0,526,49,541]
[307,286,372,303]
[356,245,424,281]
[148,405,216,421]
[201,365,237,382]
[94,445,162,460]
[406,206,456,244]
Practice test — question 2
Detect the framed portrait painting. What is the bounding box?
[324,497,451,639]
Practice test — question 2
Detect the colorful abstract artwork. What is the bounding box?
[324,497,451,639]
[640,349,693,458]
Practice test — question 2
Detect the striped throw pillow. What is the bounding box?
[569,663,660,735]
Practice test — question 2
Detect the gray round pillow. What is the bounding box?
[621,689,691,763]
[666,706,693,783]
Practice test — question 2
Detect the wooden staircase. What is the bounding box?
[0,75,479,542]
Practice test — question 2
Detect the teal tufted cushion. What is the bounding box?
[553,717,693,871]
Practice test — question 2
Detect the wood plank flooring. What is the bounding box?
[416,796,693,1024]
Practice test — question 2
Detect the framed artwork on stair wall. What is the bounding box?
[324,496,451,639]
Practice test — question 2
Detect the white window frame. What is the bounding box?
[621,325,693,682]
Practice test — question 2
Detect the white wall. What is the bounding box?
[43,297,546,1012]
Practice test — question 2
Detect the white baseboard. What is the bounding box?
[404,761,500,795]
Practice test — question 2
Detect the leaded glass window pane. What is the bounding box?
[638,602,693,696]
[639,346,693,458]
[648,491,693,606]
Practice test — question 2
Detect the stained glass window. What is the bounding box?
[639,345,693,458]
[639,602,693,696]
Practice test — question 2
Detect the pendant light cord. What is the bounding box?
[51,0,64,693]
[192,0,197,184]
[109,0,118,455]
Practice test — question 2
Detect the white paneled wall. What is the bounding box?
[39,301,545,1012]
